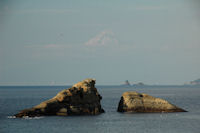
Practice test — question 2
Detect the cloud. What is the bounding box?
[85,30,118,46]
[0,9,77,15]
[134,6,165,11]
[25,44,71,49]
[25,44,75,59]
[22,9,77,14]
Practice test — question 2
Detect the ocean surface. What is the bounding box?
[0,85,200,133]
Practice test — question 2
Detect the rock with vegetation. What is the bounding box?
[117,91,186,113]
[15,79,104,117]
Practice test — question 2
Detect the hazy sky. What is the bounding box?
[0,0,200,85]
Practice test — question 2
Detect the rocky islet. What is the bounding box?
[15,79,104,117]
[15,79,187,118]
[117,91,186,113]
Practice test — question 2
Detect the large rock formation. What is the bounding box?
[15,79,104,118]
[117,91,186,113]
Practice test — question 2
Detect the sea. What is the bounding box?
[0,85,200,133]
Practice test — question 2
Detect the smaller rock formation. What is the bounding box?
[132,82,145,86]
[15,79,104,118]
[189,78,200,85]
[121,80,131,86]
[117,91,186,113]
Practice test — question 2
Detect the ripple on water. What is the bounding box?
[7,116,44,119]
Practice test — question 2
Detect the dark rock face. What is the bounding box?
[117,91,187,113]
[15,79,104,118]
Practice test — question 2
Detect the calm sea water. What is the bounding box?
[0,85,200,133]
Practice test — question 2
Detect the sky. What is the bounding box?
[0,0,200,85]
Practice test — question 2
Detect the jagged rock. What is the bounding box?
[117,91,186,113]
[121,80,131,86]
[15,79,104,118]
